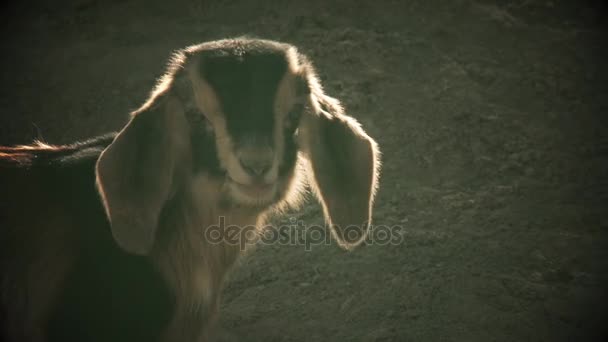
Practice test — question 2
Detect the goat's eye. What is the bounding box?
[189,112,213,134]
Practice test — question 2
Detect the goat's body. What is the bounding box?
[151,173,259,341]
[0,38,381,342]
[0,135,246,341]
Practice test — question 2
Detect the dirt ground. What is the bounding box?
[1,0,607,341]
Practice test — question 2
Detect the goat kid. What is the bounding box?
[0,38,381,342]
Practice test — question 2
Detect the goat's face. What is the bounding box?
[190,46,307,207]
[95,39,381,255]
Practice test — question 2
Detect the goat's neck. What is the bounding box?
[153,174,264,311]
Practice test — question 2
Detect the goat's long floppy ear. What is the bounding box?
[298,79,381,250]
[96,61,192,256]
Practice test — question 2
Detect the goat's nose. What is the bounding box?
[239,157,271,177]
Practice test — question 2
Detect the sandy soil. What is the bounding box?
[1,0,607,340]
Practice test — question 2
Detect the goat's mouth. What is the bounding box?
[227,177,278,204]
[233,180,274,196]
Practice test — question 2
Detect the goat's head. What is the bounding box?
[95,38,381,255]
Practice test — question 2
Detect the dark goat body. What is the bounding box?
[0,135,173,342]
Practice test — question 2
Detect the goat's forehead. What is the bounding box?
[200,51,290,94]
[198,50,295,134]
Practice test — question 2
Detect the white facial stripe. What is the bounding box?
[187,63,251,183]
[272,65,307,182]
[271,73,291,182]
